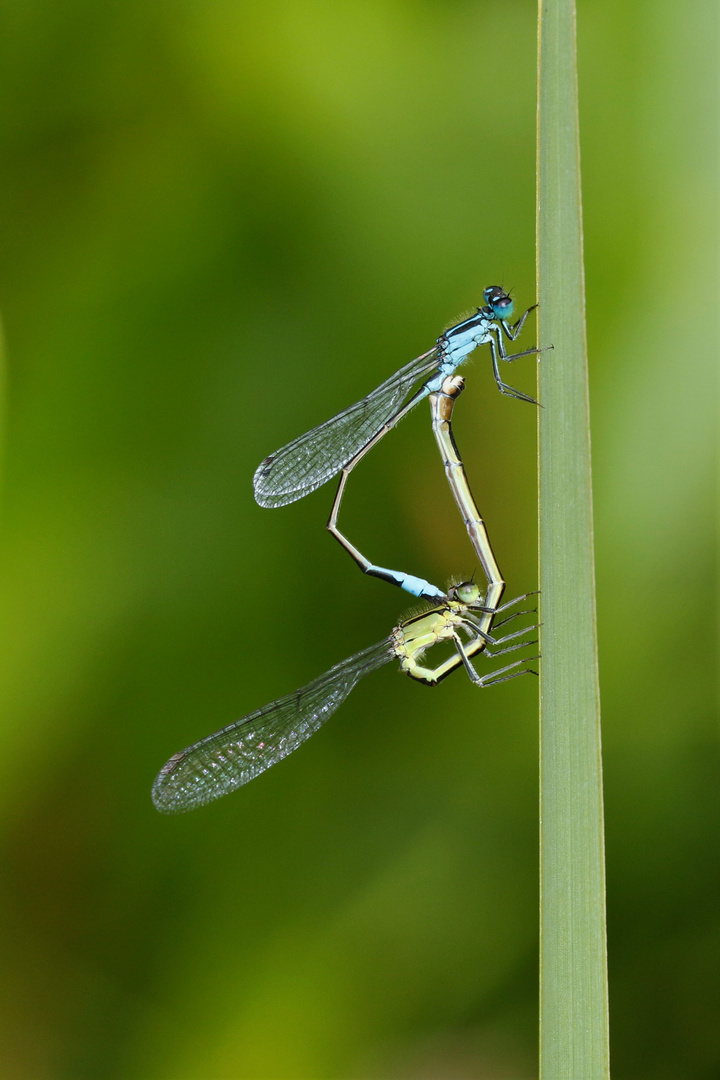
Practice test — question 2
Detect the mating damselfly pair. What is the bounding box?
[153,289,541,813]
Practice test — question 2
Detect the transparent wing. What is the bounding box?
[253,347,439,507]
[152,638,395,813]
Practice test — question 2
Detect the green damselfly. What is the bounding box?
[152,582,538,813]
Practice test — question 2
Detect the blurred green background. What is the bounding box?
[0,1,716,1077]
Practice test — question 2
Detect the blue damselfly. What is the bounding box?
[254,288,539,600]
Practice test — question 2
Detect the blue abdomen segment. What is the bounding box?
[366,564,445,601]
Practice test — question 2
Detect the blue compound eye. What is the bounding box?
[483,285,513,320]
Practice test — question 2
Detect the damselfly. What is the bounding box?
[152,583,538,813]
[253,288,539,600]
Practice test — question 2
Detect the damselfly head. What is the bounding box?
[449,581,482,606]
[483,285,514,321]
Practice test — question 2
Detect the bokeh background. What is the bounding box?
[0,1,716,1077]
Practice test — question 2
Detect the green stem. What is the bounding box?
[536,2,610,1077]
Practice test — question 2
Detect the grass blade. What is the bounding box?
[536,2,610,1076]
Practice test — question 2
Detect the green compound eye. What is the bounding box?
[455,582,481,605]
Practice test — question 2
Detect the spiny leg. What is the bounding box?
[493,590,539,613]
[500,307,553,364]
[489,335,540,404]
[457,616,496,645]
[503,303,537,341]
[487,592,540,640]
[451,633,540,687]
[450,632,485,684]
[484,637,539,659]
[479,658,540,686]
[460,616,538,652]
